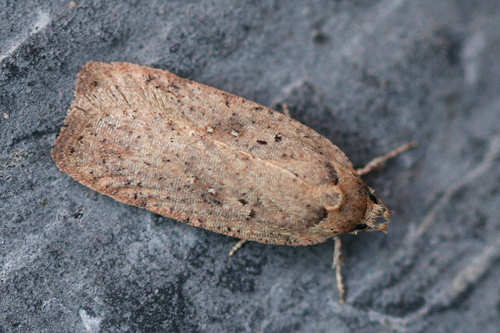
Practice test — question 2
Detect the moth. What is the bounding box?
[52,62,415,302]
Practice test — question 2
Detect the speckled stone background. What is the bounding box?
[1,1,499,332]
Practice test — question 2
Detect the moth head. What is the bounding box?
[353,187,392,234]
[311,179,391,238]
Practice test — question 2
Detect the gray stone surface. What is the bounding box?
[1,1,499,332]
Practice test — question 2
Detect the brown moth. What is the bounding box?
[52,62,414,302]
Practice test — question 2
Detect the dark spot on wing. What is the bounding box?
[324,162,339,185]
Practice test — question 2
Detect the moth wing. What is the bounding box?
[52,62,351,245]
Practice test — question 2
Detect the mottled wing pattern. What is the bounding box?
[52,62,355,245]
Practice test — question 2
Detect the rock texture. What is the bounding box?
[1,1,499,332]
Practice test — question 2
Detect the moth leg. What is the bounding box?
[229,239,247,256]
[281,103,291,117]
[356,142,417,176]
[333,236,346,303]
